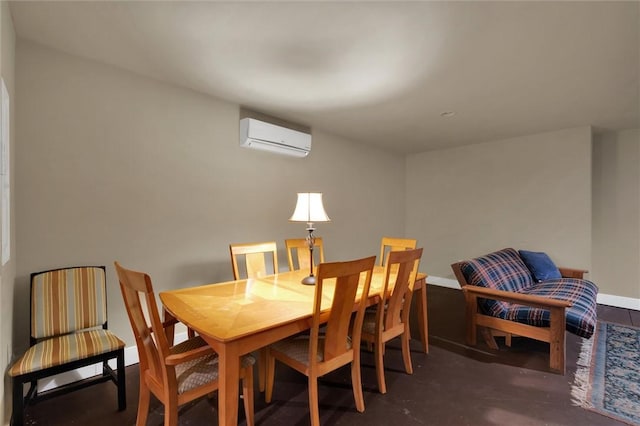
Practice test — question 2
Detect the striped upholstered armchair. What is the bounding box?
[8,266,126,425]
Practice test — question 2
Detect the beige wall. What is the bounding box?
[406,127,592,279]
[13,40,405,354]
[0,2,16,424]
[592,129,640,300]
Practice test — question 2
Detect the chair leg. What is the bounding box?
[308,374,321,426]
[164,395,178,426]
[11,378,24,426]
[265,348,275,403]
[242,365,255,426]
[374,339,386,394]
[117,350,127,411]
[401,330,413,375]
[136,377,151,426]
[258,348,267,392]
[29,380,37,400]
[351,354,365,413]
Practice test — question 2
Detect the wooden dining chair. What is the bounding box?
[265,255,376,426]
[367,237,419,332]
[229,241,279,392]
[285,237,325,271]
[114,262,255,426]
[230,241,279,279]
[379,237,417,267]
[360,248,423,394]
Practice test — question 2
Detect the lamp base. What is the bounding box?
[301,275,316,285]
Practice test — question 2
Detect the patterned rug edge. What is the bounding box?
[571,332,594,409]
[571,321,640,426]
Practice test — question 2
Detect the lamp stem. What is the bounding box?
[301,222,316,285]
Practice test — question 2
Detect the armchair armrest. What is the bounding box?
[152,317,179,331]
[159,309,181,345]
[166,343,215,366]
[558,267,588,279]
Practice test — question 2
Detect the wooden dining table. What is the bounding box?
[160,266,428,426]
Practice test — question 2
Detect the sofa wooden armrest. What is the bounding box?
[558,267,588,279]
[462,285,573,310]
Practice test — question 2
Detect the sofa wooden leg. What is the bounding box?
[549,307,566,374]
[465,292,478,346]
[481,328,499,350]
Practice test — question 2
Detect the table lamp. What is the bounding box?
[289,192,330,285]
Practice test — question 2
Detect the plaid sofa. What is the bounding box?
[459,248,598,339]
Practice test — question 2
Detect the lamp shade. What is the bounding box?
[289,193,330,223]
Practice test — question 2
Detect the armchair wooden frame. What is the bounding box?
[361,248,423,394]
[265,256,376,426]
[451,262,587,374]
[285,237,325,272]
[115,262,254,426]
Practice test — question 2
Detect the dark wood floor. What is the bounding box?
[21,285,639,425]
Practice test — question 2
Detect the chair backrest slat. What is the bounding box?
[285,237,325,271]
[31,266,107,340]
[379,237,417,267]
[114,262,169,384]
[312,256,375,362]
[230,241,278,279]
[381,248,423,332]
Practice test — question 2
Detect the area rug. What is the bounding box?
[572,321,640,425]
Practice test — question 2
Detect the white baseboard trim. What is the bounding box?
[426,275,640,311]
[596,293,640,311]
[426,276,461,289]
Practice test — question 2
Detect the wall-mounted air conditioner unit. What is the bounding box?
[239,118,311,158]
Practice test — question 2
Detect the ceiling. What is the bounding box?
[9,1,640,154]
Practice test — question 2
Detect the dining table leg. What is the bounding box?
[204,338,240,426]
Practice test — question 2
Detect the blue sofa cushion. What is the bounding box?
[496,278,599,338]
[460,248,534,315]
[519,250,562,282]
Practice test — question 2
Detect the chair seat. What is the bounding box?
[172,336,256,395]
[9,329,124,377]
[271,335,352,365]
[361,307,400,336]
